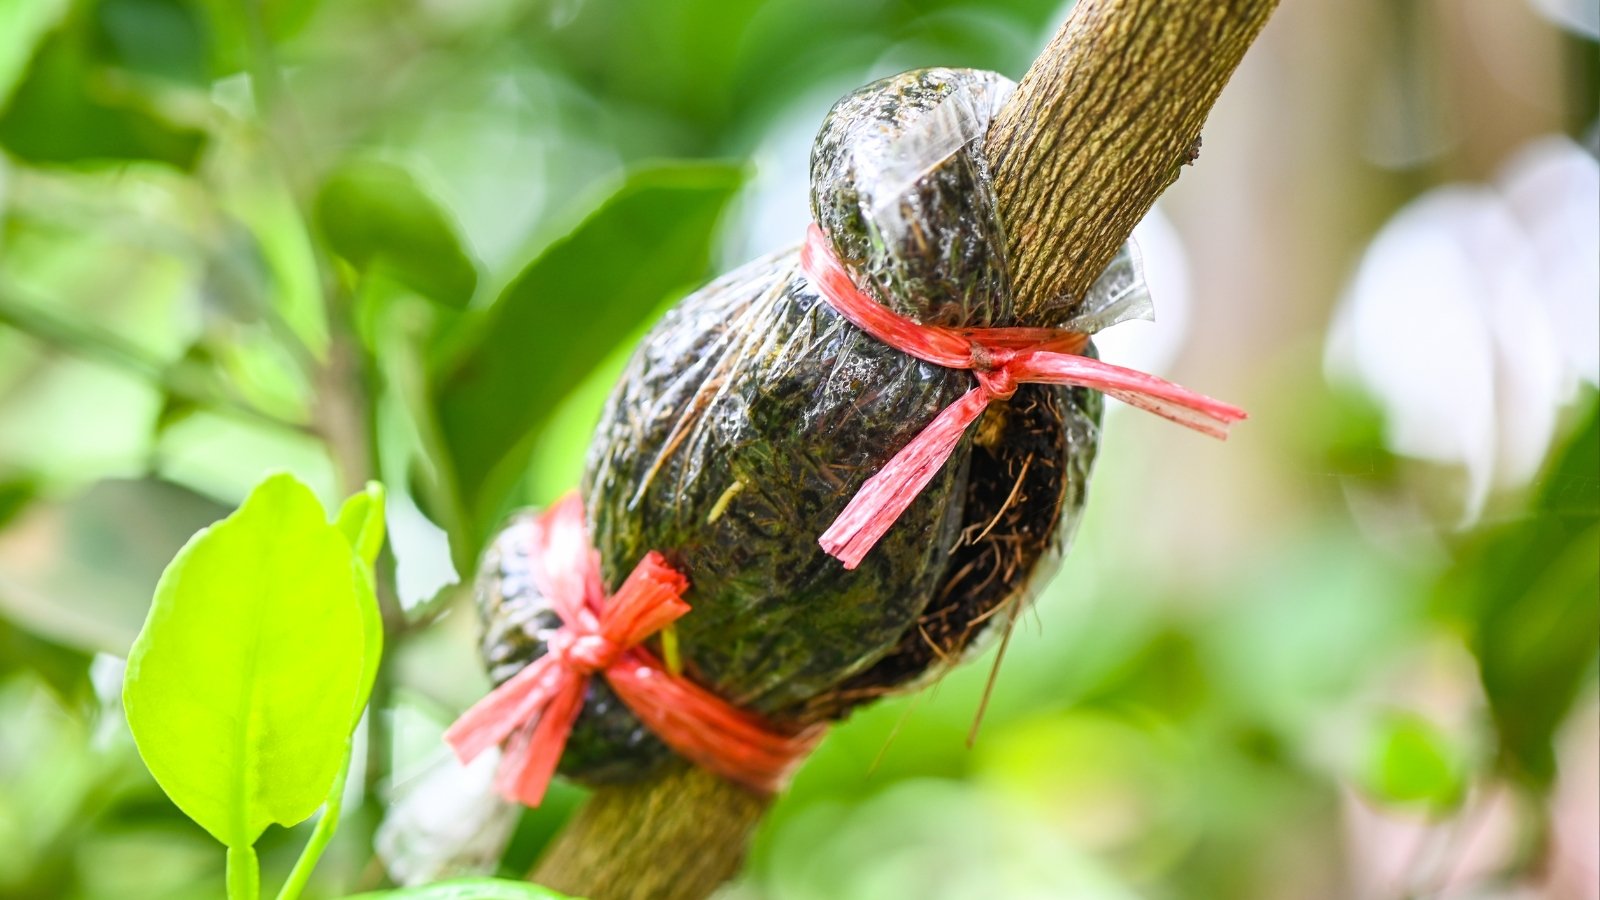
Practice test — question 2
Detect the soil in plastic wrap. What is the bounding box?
[478,68,1156,783]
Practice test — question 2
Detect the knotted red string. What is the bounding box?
[801,223,1248,570]
[444,492,824,806]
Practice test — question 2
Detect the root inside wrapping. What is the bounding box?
[802,384,1071,718]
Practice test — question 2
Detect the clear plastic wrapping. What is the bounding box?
[480,67,1157,784]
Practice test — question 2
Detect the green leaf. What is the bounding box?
[122,473,368,848]
[0,0,68,107]
[315,160,480,309]
[187,0,320,78]
[0,26,205,168]
[348,878,574,900]
[1474,522,1600,785]
[0,617,92,703]
[91,0,209,86]
[336,481,387,569]
[0,475,36,531]
[1440,398,1600,784]
[429,161,745,556]
[1359,711,1466,813]
[335,480,386,718]
[1537,394,1599,519]
[1445,399,1600,787]
[272,486,383,900]
[224,170,331,356]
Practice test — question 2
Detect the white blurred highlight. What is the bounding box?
[376,748,519,886]
[388,488,458,612]
[1326,136,1598,523]
[1527,0,1600,39]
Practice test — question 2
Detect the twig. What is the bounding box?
[988,0,1281,322]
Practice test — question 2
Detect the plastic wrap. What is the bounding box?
[451,493,821,805]
[479,67,1158,785]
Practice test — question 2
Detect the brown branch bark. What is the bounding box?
[990,0,1279,323]
[530,1,1278,897]
[531,764,770,900]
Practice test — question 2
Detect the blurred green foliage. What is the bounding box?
[1360,711,1468,813]
[429,162,746,559]
[316,161,479,311]
[1441,408,1599,789]
[0,0,1594,897]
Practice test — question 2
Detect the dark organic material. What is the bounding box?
[476,515,673,780]
[479,68,1153,784]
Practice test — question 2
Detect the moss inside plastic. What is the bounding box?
[476,68,1163,784]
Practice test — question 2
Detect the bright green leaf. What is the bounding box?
[1359,711,1466,813]
[122,473,367,848]
[336,481,387,569]
[335,480,386,720]
[315,160,480,309]
[271,487,383,900]
[429,161,745,557]
[348,878,574,899]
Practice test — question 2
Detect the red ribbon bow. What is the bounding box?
[445,492,821,807]
[801,223,1248,570]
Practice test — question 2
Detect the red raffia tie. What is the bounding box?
[444,492,824,807]
[801,223,1248,570]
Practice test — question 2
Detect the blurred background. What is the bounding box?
[0,0,1595,897]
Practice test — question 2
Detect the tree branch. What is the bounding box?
[989,0,1280,323]
[529,0,1278,896]
[532,765,770,900]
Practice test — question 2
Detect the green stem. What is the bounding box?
[275,743,355,900]
[227,845,261,900]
